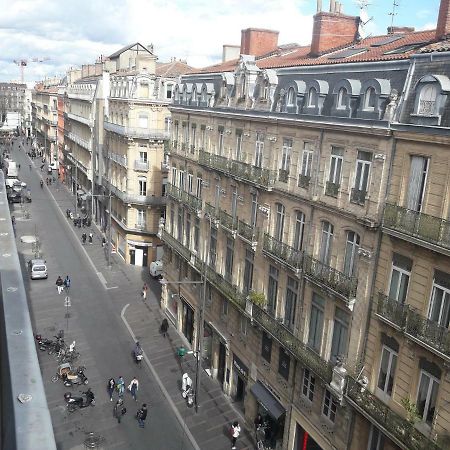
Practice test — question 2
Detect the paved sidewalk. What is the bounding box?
[41,166,255,449]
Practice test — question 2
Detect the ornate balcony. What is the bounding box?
[102,178,166,206]
[66,111,93,127]
[66,131,92,151]
[167,183,202,212]
[219,209,237,231]
[161,229,191,261]
[237,219,259,244]
[134,160,149,171]
[325,181,339,197]
[104,121,169,140]
[384,203,450,253]
[350,188,366,206]
[303,254,357,302]
[278,169,289,183]
[199,150,275,189]
[263,233,303,272]
[298,174,310,189]
[204,202,218,219]
[376,293,450,359]
[346,377,441,450]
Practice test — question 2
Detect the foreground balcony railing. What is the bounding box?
[303,254,357,300]
[325,181,339,198]
[346,377,441,450]
[237,219,259,244]
[219,209,237,231]
[199,150,275,189]
[377,293,450,358]
[66,131,92,151]
[104,121,170,140]
[102,178,166,206]
[161,229,191,261]
[167,184,202,211]
[384,203,450,252]
[134,160,149,171]
[263,233,303,272]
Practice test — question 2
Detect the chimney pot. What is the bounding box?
[317,0,322,12]
[240,28,279,56]
[330,0,336,13]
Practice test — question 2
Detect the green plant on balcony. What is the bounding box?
[248,291,266,307]
[401,397,420,425]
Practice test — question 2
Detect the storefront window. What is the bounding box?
[278,347,290,380]
[261,332,272,363]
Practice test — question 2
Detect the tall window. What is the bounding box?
[322,390,338,423]
[418,84,438,116]
[417,370,439,426]
[302,369,316,402]
[200,125,206,150]
[300,142,314,178]
[308,294,325,352]
[328,146,344,186]
[261,332,272,363]
[353,151,372,198]
[406,156,428,212]
[367,425,385,450]
[330,308,350,363]
[177,207,184,242]
[274,203,285,241]
[255,132,264,168]
[287,87,295,107]
[191,125,197,153]
[337,87,347,109]
[191,86,197,105]
[194,217,200,253]
[343,231,360,277]
[280,138,292,172]
[284,277,298,329]
[235,130,243,160]
[320,221,334,265]
[231,188,238,219]
[138,114,148,128]
[243,249,254,294]
[136,209,145,227]
[214,184,221,209]
[139,151,148,163]
[427,271,450,327]
[209,227,217,269]
[293,211,305,251]
[308,87,318,107]
[278,348,290,380]
[187,173,193,193]
[267,265,279,315]
[196,176,203,199]
[185,213,191,248]
[251,193,258,228]
[173,121,179,145]
[138,177,147,196]
[183,123,189,149]
[388,253,412,303]
[224,237,234,282]
[364,87,376,110]
[178,170,185,190]
[377,345,397,397]
[217,126,224,155]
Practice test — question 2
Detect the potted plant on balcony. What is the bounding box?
[401,397,420,426]
[246,291,266,317]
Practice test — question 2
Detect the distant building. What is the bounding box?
[0,82,30,134]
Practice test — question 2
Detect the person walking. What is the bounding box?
[231,421,241,449]
[113,398,127,424]
[102,236,106,247]
[128,377,139,401]
[142,283,148,301]
[136,403,148,428]
[56,276,64,294]
[107,378,116,402]
[88,232,93,244]
[81,232,87,244]
[116,376,125,398]
[160,318,169,338]
[64,275,71,293]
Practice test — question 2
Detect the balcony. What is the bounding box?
[237,219,259,244]
[161,161,170,172]
[325,181,339,198]
[66,131,92,151]
[167,183,202,211]
[298,174,310,189]
[104,121,169,140]
[383,203,450,254]
[263,233,303,272]
[199,150,275,189]
[219,209,237,231]
[134,160,149,171]
[377,293,450,359]
[108,151,127,167]
[350,188,366,206]
[102,178,166,206]
[278,169,289,183]
[66,111,93,127]
[161,229,191,261]
[346,376,441,450]
[303,254,357,302]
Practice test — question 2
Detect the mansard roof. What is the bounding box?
[156,60,196,78]
[109,42,153,59]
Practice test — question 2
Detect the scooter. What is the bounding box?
[64,389,95,412]
[182,385,195,407]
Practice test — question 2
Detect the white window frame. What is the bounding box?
[322,389,338,423]
[255,132,264,168]
[218,128,224,155]
[293,211,305,251]
[354,151,372,193]
[280,138,292,172]
[235,131,243,161]
[138,178,147,196]
[287,87,295,106]
[308,87,317,107]
[274,203,285,241]
[328,148,343,185]
[343,231,360,277]
[187,173,193,194]
[376,345,398,398]
[418,83,438,116]
[139,151,148,163]
[300,143,314,178]
[320,221,334,265]
[416,370,440,426]
[138,114,148,129]
[427,281,450,327]
[364,87,376,110]
[178,170,185,190]
[251,193,258,227]
[302,368,316,402]
[337,87,347,109]
[388,263,410,303]
[136,209,146,227]
[171,167,177,185]
[196,177,203,199]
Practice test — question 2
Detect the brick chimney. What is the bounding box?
[436,0,450,40]
[240,28,279,56]
[387,26,415,34]
[310,6,360,56]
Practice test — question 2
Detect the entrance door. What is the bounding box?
[135,248,144,266]
[218,342,226,386]
[236,375,245,402]
[182,302,194,344]
[129,249,135,265]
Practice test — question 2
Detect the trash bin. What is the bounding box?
[177,346,186,358]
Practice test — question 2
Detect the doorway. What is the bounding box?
[218,342,226,386]
[182,301,194,344]
[236,375,245,402]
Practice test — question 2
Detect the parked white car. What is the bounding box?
[149,260,163,278]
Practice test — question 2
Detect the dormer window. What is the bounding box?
[308,87,318,107]
[364,87,376,110]
[192,86,197,105]
[337,87,347,109]
[201,88,207,104]
[183,87,188,104]
[418,83,438,116]
[287,87,295,106]
[262,81,269,100]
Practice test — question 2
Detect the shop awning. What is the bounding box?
[250,381,286,420]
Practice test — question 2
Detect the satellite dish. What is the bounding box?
[360,9,370,24]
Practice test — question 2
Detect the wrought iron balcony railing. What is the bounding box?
[102,178,166,206]
[384,203,450,252]
[303,254,358,300]
[134,160,149,171]
[325,181,340,198]
[377,293,450,358]
[167,184,202,211]
[346,376,441,450]
[219,209,237,231]
[161,229,191,261]
[298,174,311,189]
[104,121,169,140]
[263,233,303,272]
[278,169,289,183]
[237,219,259,244]
[350,188,367,206]
[199,150,275,189]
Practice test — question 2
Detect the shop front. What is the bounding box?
[181,298,194,344]
[231,354,249,406]
[128,240,150,266]
[294,423,323,450]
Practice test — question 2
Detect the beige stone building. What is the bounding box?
[160,1,450,449]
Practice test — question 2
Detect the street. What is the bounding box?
[10,139,198,450]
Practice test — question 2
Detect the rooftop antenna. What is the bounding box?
[388,0,399,30]
[355,0,373,39]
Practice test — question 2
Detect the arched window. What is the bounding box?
[174,85,180,102]
[274,203,285,241]
[191,86,197,105]
[344,231,360,276]
[293,211,305,251]
[287,87,295,106]
[320,221,334,265]
[364,87,376,109]
[337,87,347,109]
[183,87,188,104]
[201,88,207,104]
[308,87,318,107]
[418,84,438,115]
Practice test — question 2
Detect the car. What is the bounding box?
[149,260,163,278]
[28,259,48,280]
[7,191,22,203]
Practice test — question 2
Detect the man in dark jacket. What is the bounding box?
[137,403,147,428]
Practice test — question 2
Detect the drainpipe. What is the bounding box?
[284,358,298,450]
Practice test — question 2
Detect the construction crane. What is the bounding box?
[13,57,51,83]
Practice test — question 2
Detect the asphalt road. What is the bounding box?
[10,140,196,450]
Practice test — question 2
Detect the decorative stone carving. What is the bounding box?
[383,89,399,121]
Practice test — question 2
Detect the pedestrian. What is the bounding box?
[56,276,64,294]
[116,376,125,398]
[113,398,127,423]
[64,275,71,292]
[231,421,241,449]
[142,283,148,301]
[160,318,169,338]
[88,232,93,244]
[82,232,87,244]
[102,236,106,247]
[136,403,148,428]
[18,163,20,170]
[128,377,139,401]
[107,378,116,401]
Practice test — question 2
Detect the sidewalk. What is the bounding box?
[43,165,255,449]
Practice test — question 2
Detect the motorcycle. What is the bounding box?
[57,341,79,363]
[133,343,143,366]
[182,385,195,407]
[35,330,64,352]
[64,389,95,412]
[52,363,88,386]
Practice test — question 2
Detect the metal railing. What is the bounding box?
[109,152,127,167]
[104,121,169,140]
[298,174,311,189]
[263,233,303,271]
[66,111,93,127]
[384,203,450,251]
[237,219,259,243]
[134,160,149,171]
[66,131,92,151]
[278,169,289,183]
[346,377,441,450]
[350,188,366,206]
[167,183,202,211]
[102,178,166,206]
[325,181,339,197]
[219,209,237,231]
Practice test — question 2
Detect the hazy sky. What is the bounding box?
[0,0,441,83]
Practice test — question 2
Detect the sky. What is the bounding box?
[0,0,442,83]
